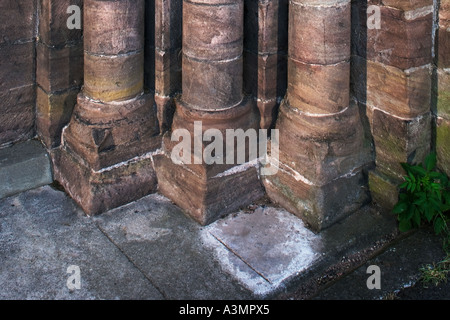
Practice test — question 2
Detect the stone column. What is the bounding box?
[437,0,450,176]
[52,0,160,215]
[36,0,83,149]
[154,0,264,225]
[243,0,288,129]
[263,0,370,231]
[154,0,183,133]
[356,1,434,209]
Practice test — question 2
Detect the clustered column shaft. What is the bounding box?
[154,0,183,133]
[154,0,264,225]
[36,0,83,149]
[243,0,288,130]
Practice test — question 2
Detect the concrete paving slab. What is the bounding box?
[0,140,52,199]
[93,194,254,300]
[0,181,403,300]
[0,186,164,300]
[202,204,401,299]
[275,205,402,299]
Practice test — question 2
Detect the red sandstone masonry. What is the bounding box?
[362,1,434,209]
[243,0,288,129]
[0,0,37,146]
[154,0,183,133]
[437,0,450,176]
[36,0,84,148]
[1,0,446,233]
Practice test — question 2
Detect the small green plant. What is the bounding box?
[393,152,450,235]
[393,152,450,288]
[419,256,450,287]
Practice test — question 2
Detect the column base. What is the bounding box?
[154,154,264,225]
[62,93,160,171]
[52,92,161,215]
[154,97,265,225]
[263,161,370,232]
[257,99,278,130]
[51,145,159,216]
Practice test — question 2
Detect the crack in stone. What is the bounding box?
[208,232,272,284]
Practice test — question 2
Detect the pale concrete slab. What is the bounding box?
[201,207,322,296]
[0,140,52,199]
[0,186,164,300]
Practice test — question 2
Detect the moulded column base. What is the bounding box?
[153,96,265,225]
[153,153,264,225]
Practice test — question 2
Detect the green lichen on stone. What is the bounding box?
[436,120,450,176]
[368,170,399,210]
[373,134,406,178]
[437,88,450,119]
[374,133,405,161]
[269,176,300,210]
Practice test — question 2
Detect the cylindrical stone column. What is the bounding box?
[83,0,144,102]
[263,0,369,231]
[53,0,160,215]
[181,0,244,109]
[243,0,289,130]
[154,0,264,225]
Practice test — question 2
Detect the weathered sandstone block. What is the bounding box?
[36,87,79,148]
[0,86,35,146]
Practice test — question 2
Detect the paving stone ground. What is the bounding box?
[1,140,448,301]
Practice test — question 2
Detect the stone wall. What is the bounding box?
[0,0,37,147]
[0,0,448,231]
